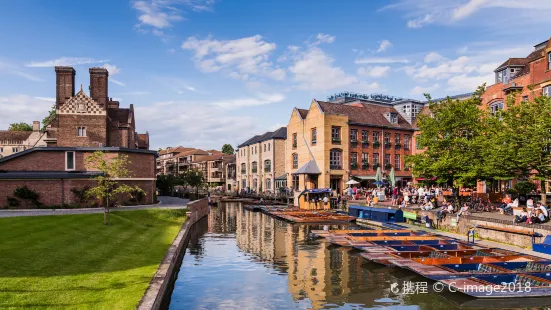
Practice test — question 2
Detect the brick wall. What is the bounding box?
[57,114,107,147]
[273,139,286,181]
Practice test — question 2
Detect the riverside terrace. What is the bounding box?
[347,198,551,249]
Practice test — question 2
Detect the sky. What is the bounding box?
[0,0,550,150]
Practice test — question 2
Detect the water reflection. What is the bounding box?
[168,203,551,310]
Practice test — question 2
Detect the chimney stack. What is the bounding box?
[54,66,75,108]
[89,67,109,108]
[32,121,40,132]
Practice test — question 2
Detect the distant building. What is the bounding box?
[0,121,47,158]
[236,127,287,193]
[0,67,155,208]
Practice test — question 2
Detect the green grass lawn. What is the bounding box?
[0,209,187,309]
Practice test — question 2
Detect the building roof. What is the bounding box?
[159,146,194,155]
[192,153,235,163]
[292,160,321,175]
[0,146,157,163]
[173,148,208,158]
[0,131,33,143]
[237,127,287,148]
[297,108,309,119]
[316,101,413,130]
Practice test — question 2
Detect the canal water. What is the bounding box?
[168,202,551,310]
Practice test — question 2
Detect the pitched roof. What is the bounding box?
[297,108,309,119]
[0,131,32,143]
[192,153,234,163]
[158,146,194,155]
[237,127,287,148]
[173,148,208,158]
[60,88,103,114]
[292,160,321,175]
[317,101,413,130]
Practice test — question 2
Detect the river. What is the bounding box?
[167,202,551,310]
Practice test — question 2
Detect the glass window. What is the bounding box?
[264,144,266,152]
[372,131,380,142]
[268,143,270,151]
[77,127,86,137]
[395,155,401,170]
[350,152,357,166]
[548,52,551,70]
[361,153,368,168]
[66,151,75,170]
[292,153,298,169]
[311,128,317,144]
[416,135,421,150]
[395,133,401,145]
[253,178,258,189]
[292,175,299,191]
[490,101,504,115]
[350,129,358,142]
[264,159,271,172]
[522,96,529,102]
[332,126,341,142]
[373,153,379,164]
[266,178,271,190]
[404,135,410,150]
[544,86,551,97]
[329,149,342,169]
[252,161,257,173]
[384,132,390,144]
[385,154,391,165]
[361,130,368,142]
[292,133,297,148]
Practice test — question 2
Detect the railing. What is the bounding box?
[384,143,392,149]
[373,141,380,148]
[362,162,369,170]
[395,143,402,150]
[362,141,369,148]
[350,162,358,170]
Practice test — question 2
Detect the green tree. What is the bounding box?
[8,122,32,131]
[483,93,551,203]
[221,144,235,155]
[407,86,488,194]
[42,104,56,130]
[182,168,204,199]
[85,151,145,225]
[157,174,177,195]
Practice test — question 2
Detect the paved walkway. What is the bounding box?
[0,196,189,218]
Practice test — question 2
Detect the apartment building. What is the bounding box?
[236,127,287,193]
[0,121,47,158]
[192,153,236,188]
[287,94,423,207]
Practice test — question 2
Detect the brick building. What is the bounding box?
[287,94,424,207]
[236,127,287,193]
[0,67,155,208]
[0,121,47,158]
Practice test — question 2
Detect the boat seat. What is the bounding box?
[428,251,448,259]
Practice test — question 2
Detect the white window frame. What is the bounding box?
[543,86,551,97]
[65,151,76,171]
[77,126,87,137]
[548,52,551,70]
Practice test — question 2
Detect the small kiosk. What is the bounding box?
[348,205,404,223]
[304,188,332,210]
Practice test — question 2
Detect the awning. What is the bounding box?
[353,175,377,180]
[306,188,332,193]
[292,160,321,175]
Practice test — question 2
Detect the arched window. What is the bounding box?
[252,161,258,173]
[264,159,271,172]
[330,149,342,170]
[292,153,298,169]
[489,101,504,115]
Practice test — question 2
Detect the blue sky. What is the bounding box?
[0,0,549,150]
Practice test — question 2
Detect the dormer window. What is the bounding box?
[385,112,398,124]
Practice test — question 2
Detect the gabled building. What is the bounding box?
[236,127,287,193]
[0,121,47,158]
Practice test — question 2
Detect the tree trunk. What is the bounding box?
[196,186,199,201]
[541,180,547,205]
[104,196,110,225]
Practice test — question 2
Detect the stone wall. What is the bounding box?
[137,198,210,310]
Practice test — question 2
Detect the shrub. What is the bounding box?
[129,189,145,204]
[13,186,41,208]
[71,186,91,204]
[7,197,20,209]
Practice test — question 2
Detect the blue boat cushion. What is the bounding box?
[428,251,448,259]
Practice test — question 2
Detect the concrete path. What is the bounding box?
[0,196,189,218]
[398,222,551,260]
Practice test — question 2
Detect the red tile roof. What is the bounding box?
[316,101,414,130]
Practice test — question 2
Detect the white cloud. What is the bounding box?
[356,66,390,78]
[0,95,52,129]
[211,93,285,109]
[103,63,120,75]
[110,79,126,86]
[457,46,469,54]
[25,57,107,68]
[181,35,285,81]
[377,40,392,53]
[385,0,551,29]
[411,84,439,95]
[132,0,214,37]
[288,46,357,91]
[0,60,43,81]
[33,97,55,102]
[355,57,409,64]
[447,73,494,92]
[424,52,444,63]
[313,33,335,45]
[118,91,151,95]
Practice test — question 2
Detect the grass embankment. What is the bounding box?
[0,209,187,309]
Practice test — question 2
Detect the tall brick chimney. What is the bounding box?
[32,121,40,132]
[54,66,75,108]
[89,67,109,108]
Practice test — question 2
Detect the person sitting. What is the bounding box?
[514,208,528,223]
[456,203,470,221]
[531,209,546,224]
[527,198,534,210]
[538,202,549,221]
[499,196,517,215]
[422,200,434,211]
[446,202,454,214]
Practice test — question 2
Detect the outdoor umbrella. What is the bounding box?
[389,167,396,188]
[375,167,382,188]
[345,180,359,185]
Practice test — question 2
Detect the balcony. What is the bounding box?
[395,143,402,150]
[350,139,358,147]
[384,143,392,149]
[350,162,358,170]
[372,163,380,169]
[384,163,392,170]
[362,141,369,148]
[362,162,369,170]
[373,141,380,148]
